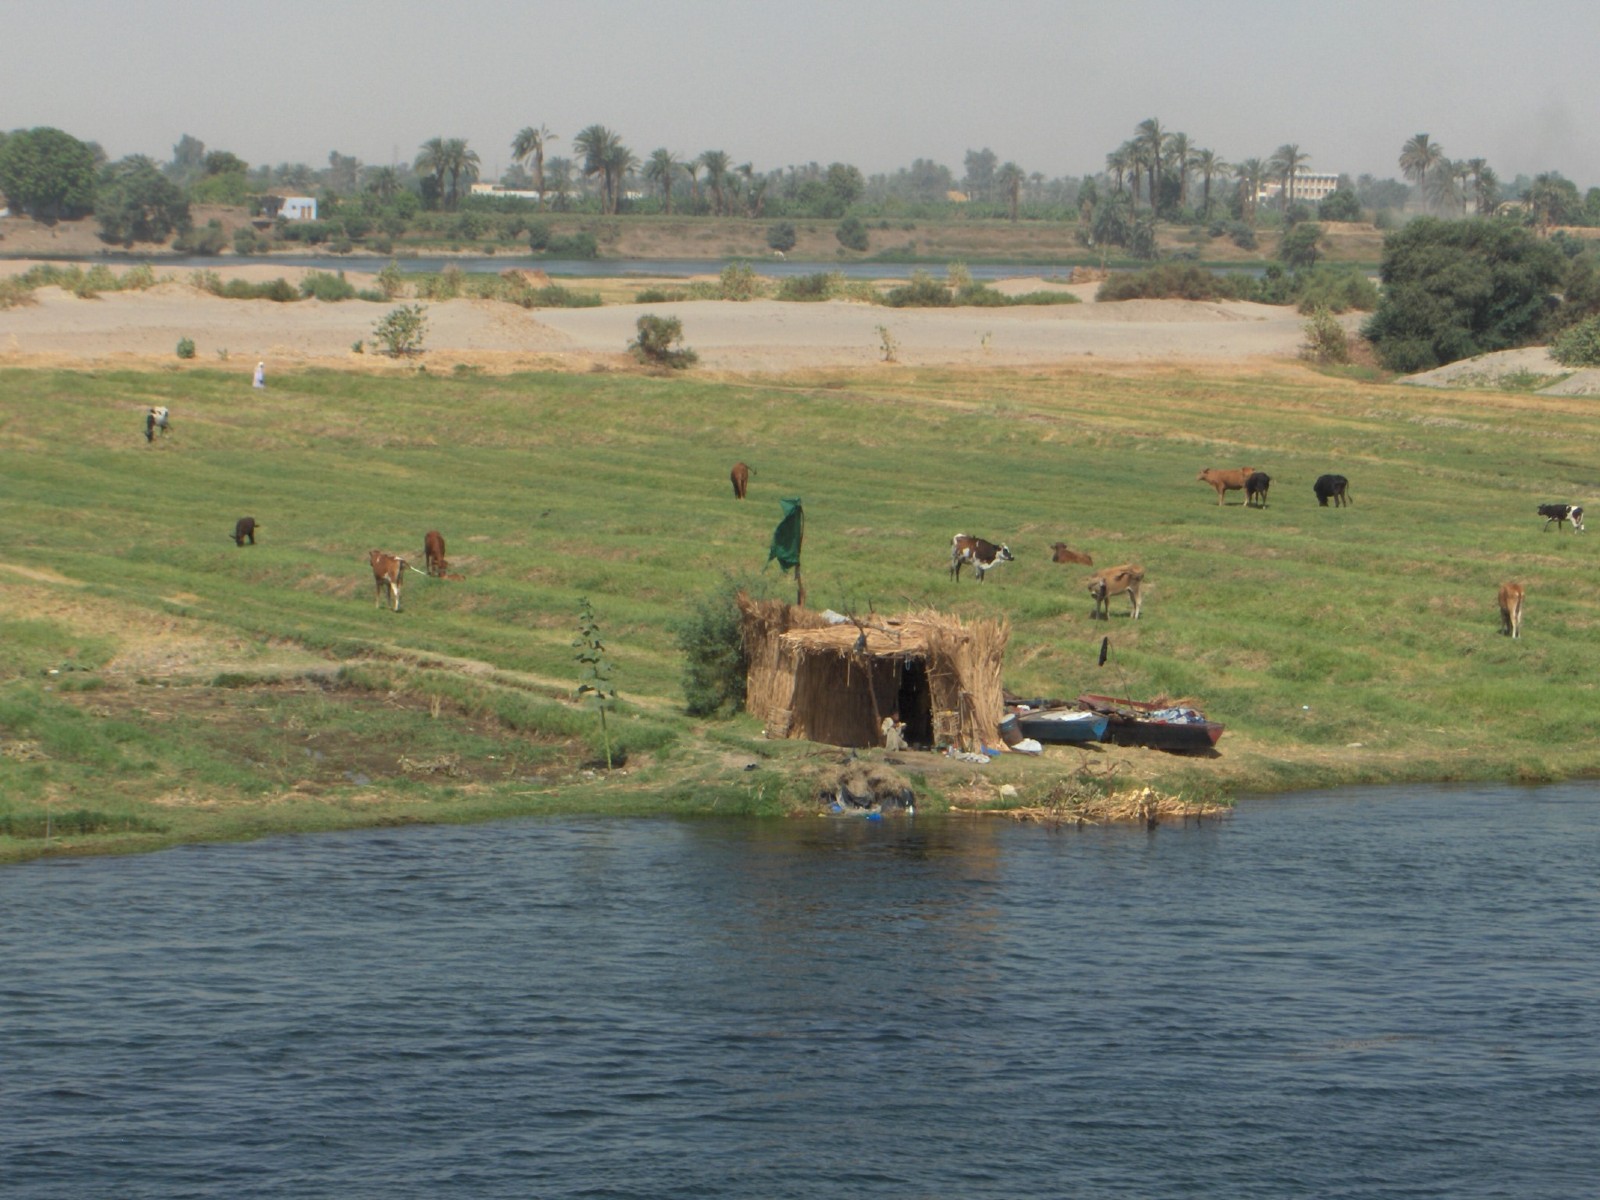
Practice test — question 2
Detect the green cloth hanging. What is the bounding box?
[766,498,804,572]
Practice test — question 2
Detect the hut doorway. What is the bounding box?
[896,659,934,749]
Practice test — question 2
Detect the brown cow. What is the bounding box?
[424,530,447,577]
[1088,564,1144,620]
[730,461,752,500]
[369,549,411,612]
[1198,466,1257,506]
[1051,542,1093,566]
[232,517,258,546]
[1498,581,1524,639]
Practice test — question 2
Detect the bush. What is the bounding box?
[630,313,697,368]
[175,337,196,359]
[675,579,751,717]
[883,270,951,307]
[526,220,551,251]
[634,287,690,304]
[376,260,406,300]
[766,221,798,253]
[1228,221,1258,250]
[1279,222,1324,269]
[548,231,598,259]
[173,220,227,255]
[719,261,760,301]
[1293,265,1380,314]
[775,271,842,302]
[1098,264,1255,302]
[372,304,428,357]
[1301,307,1350,364]
[1550,314,1600,366]
[299,270,356,302]
[836,216,869,252]
[233,226,263,255]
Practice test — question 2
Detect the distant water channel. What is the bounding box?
[5,783,1599,1199]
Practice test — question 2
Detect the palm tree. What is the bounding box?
[1270,144,1309,209]
[1192,149,1228,220]
[997,161,1024,221]
[645,149,680,214]
[365,165,400,202]
[1105,144,1132,195]
[511,125,557,210]
[442,138,479,209]
[1136,118,1166,211]
[1165,131,1192,210]
[681,158,702,213]
[1468,160,1499,216]
[601,140,636,213]
[573,124,619,212]
[1234,158,1266,224]
[699,150,732,216]
[414,138,448,208]
[1398,133,1443,211]
[1527,171,1568,237]
[544,156,573,211]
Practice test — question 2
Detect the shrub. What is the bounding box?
[1550,314,1600,366]
[119,264,158,290]
[1098,264,1254,302]
[176,337,196,359]
[372,304,428,357]
[1279,222,1325,269]
[526,220,551,251]
[775,271,841,302]
[630,313,697,368]
[0,278,36,310]
[299,270,357,302]
[1301,307,1350,364]
[836,216,869,252]
[634,287,690,304]
[766,221,798,253]
[675,579,752,716]
[719,261,761,301]
[1293,265,1380,314]
[883,270,951,307]
[376,259,406,300]
[173,220,227,255]
[548,231,598,259]
[233,226,263,255]
[1228,221,1258,250]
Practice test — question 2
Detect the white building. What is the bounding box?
[1257,172,1342,206]
[470,183,542,202]
[278,196,318,221]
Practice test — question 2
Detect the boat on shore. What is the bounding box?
[1012,708,1110,744]
[1074,693,1225,754]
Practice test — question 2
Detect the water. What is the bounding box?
[4,783,1598,1198]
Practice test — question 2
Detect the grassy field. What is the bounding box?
[2,359,1598,862]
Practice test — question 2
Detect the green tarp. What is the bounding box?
[766,498,804,573]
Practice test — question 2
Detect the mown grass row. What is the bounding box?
[2,361,1598,860]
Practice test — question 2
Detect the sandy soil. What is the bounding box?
[0,260,1356,373]
[1400,346,1600,395]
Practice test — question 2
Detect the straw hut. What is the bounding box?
[739,594,1009,752]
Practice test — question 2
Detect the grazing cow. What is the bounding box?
[423,530,447,577]
[1314,474,1351,507]
[1245,471,1272,508]
[144,406,170,442]
[730,461,752,500]
[950,533,1014,582]
[232,517,258,546]
[369,549,412,612]
[1051,542,1093,566]
[1498,581,1525,639]
[1088,564,1144,620]
[1197,466,1256,505]
[1537,503,1585,533]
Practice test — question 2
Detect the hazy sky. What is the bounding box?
[9,0,1600,187]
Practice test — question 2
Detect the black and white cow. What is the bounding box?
[144,406,171,442]
[1537,503,1584,533]
[950,534,1014,582]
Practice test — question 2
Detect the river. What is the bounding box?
[4,782,1598,1198]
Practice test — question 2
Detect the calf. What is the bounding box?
[1088,564,1144,620]
[1198,466,1256,505]
[369,549,412,612]
[1537,503,1584,533]
[144,406,171,442]
[1498,581,1524,639]
[1245,471,1272,508]
[423,529,447,577]
[232,517,258,546]
[1051,542,1093,566]
[950,533,1014,582]
[1314,474,1351,507]
[730,461,752,500]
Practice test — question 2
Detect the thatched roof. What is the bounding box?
[739,594,1009,752]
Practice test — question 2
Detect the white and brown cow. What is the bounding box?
[369,549,412,612]
[1088,564,1144,620]
[950,534,1014,582]
[1498,581,1524,639]
[144,406,171,442]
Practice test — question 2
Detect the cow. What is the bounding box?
[232,517,258,546]
[950,534,1014,582]
[1498,581,1525,639]
[423,530,448,577]
[1314,474,1351,507]
[1537,503,1585,533]
[1245,471,1272,508]
[144,406,170,442]
[730,461,753,500]
[369,549,414,612]
[1088,564,1144,620]
[1051,542,1093,566]
[1198,466,1256,506]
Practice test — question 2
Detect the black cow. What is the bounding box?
[232,517,258,546]
[1537,503,1584,532]
[950,534,1014,582]
[1246,471,1272,508]
[1314,474,1351,507]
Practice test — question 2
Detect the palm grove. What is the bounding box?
[5,119,1600,370]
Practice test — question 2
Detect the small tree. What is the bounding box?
[372,304,428,357]
[836,215,869,251]
[1300,307,1350,364]
[766,221,797,253]
[574,596,617,769]
[1279,222,1324,269]
[630,313,697,368]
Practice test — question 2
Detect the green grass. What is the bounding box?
[3,361,1599,861]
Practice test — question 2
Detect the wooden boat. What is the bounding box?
[1013,708,1110,744]
[1075,693,1225,754]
